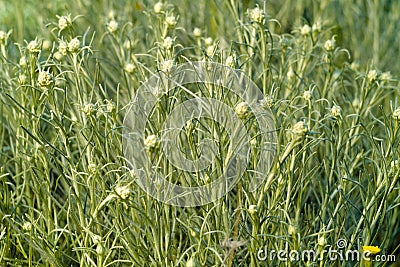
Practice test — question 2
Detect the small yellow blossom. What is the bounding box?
[362,246,381,255]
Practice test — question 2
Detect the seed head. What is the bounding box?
[88,163,97,174]
[123,40,131,50]
[288,225,296,235]
[106,100,115,113]
[42,40,52,51]
[381,71,392,82]
[312,21,322,33]
[186,257,196,267]
[18,74,27,84]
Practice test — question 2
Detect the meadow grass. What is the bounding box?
[0,0,399,266]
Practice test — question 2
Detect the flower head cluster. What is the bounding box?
[38,71,54,87]
[193,27,201,38]
[115,185,131,200]
[124,63,135,73]
[58,40,68,55]
[154,2,164,13]
[260,95,274,109]
[301,24,311,35]
[144,134,159,152]
[58,14,72,31]
[225,55,236,68]
[107,20,119,33]
[68,37,80,53]
[22,221,32,231]
[83,103,96,116]
[161,59,174,72]
[27,40,41,54]
[367,69,378,83]
[330,105,342,118]
[324,37,336,52]
[235,102,250,120]
[292,121,308,137]
[0,30,11,44]
[165,15,177,28]
[163,36,174,50]
[88,163,97,175]
[303,90,312,101]
[247,6,264,23]
[248,205,258,215]
[392,108,400,121]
